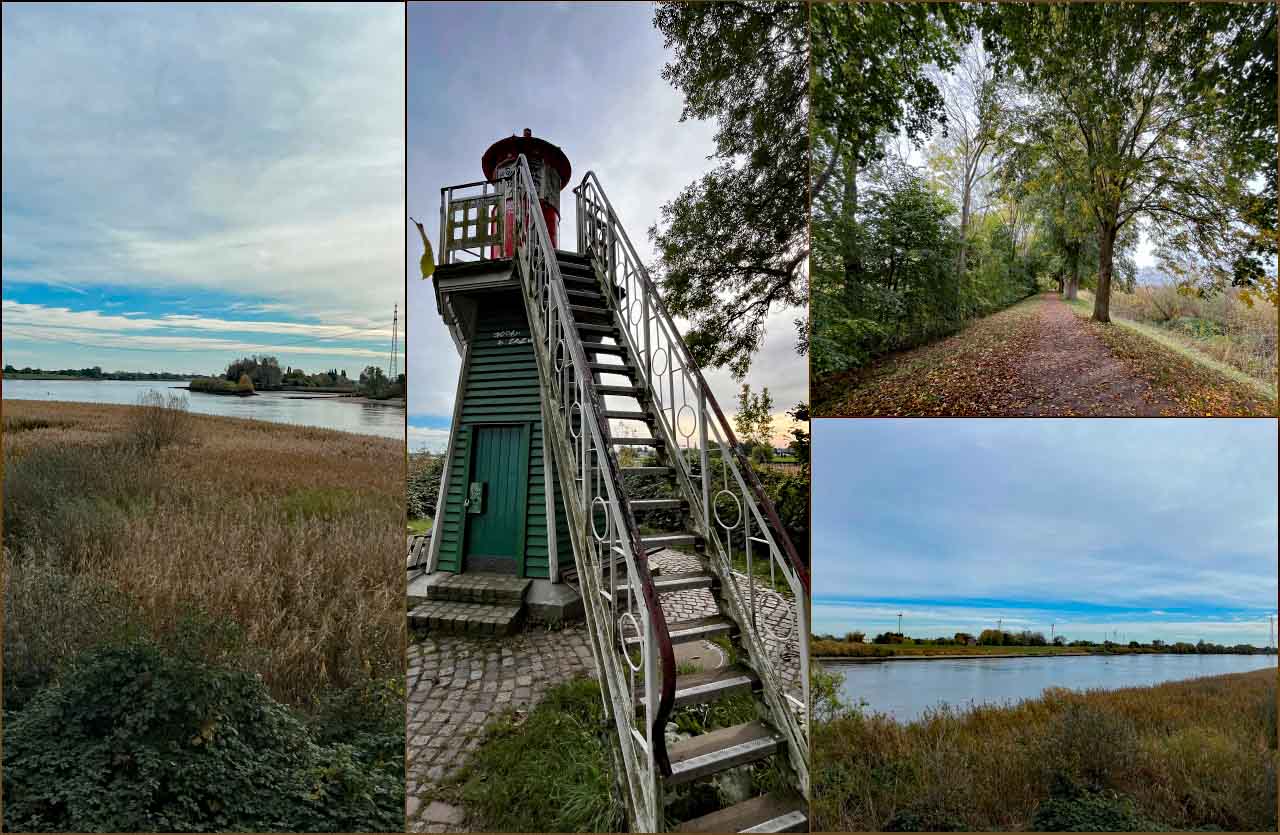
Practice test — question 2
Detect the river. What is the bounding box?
[2,379,404,440]
[825,652,1278,722]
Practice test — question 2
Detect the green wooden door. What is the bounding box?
[462,424,527,574]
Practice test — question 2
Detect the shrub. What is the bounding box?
[2,639,404,833]
[237,373,255,393]
[1037,700,1139,793]
[1031,789,1164,832]
[406,452,444,520]
[129,390,192,452]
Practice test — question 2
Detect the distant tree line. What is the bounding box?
[817,629,1277,654]
[2,364,198,381]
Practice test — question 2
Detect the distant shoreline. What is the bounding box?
[817,650,1277,663]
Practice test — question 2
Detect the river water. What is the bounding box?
[826,653,1278,722]
[2,379,404,440]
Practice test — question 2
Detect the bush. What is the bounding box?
[407,452,444,520]
[129,390,192,452]
[2,639,404,833]
[1031,789,1164,832]
[188,376,237,394]
[1037,701,1139,794]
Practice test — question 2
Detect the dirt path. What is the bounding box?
[816,293,1275,417]
[1008,294,1174,416]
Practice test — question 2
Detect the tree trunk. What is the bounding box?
[1065,246,1079,300]
[957,187,971,279]
[1092,221,1117,323]
[842,156,860,307]
[1055,272,1064,294]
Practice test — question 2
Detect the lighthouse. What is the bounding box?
[421,130,579,614]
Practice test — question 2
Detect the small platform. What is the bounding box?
[408,600,524,636]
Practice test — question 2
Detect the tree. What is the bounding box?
[734,384,775,451]
[786,402,810,466]
[236,373,254,394]
[650,1,808,376]
[360,366,389,398]
[981,2,1260,322]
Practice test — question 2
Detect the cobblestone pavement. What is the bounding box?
[405,550,803,831]
[651,549,804,700]
[405,625,596,832]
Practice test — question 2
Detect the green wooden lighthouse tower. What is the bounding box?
[422,130,576,587]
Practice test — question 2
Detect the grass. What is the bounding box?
[812,667,1278,832]
[440,677,623,833]
[814,296,1045,416]
[1066,292,1276,416]
[2,398,405,711]
[407,517,433,535]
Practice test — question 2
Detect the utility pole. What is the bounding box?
[389,304,399,380]
[1051,623,1055,642]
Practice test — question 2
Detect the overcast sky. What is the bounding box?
[406,0,807,452]
[813,419,1278,646]
[2,3,404,376]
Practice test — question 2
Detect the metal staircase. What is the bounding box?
[439,155,810,832]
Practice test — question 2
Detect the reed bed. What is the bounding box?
[812,667,1278,832]
[2,397,405,710]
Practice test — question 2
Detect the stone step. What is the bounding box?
[675,791,808,833]
[665,720,784,786]
[425,572,531,605]
[408,600,523,636]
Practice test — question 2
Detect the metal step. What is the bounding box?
[625,615,732,649]
[591,366,635,380]
[570,304,611,319]
[615,571,711,601]
[603,409,649,421]
[640,666,759,710]
[612,436,663,448]
[675,791,808,833]
[622,465,671,476]
[575,321,618,335]
[640,532,697,548]
[596,383,644,397]
[665,720,784,786]
[566,287,604,301]
[629,497,683,511]
[561,271,599,286]
[582,342,626,357]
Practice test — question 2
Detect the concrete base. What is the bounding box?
[524,579,584,624]
[407,568,450,607]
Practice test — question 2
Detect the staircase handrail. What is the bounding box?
[506,155,676,831]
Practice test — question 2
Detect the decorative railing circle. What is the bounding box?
[713,489,743,531]
[676,404,697,440]
[618,611,644,672]
[590,495,611,543]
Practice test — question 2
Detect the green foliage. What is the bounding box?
[785,402,810,465]
[407,452,444,520]
[650,1,809,375]
[446,677,622,833]
[734,383,775,449]
[2,639,404,833]
[188,376,238,394]
[1031,790,1165,833]
[226,354,282,389]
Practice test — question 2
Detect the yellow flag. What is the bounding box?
[412,218,435,279]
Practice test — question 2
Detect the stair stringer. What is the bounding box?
[524,275,662,833]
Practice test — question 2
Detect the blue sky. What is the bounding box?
[813,419,1279,646]
[406,1,806,452]
[2,3,404,377]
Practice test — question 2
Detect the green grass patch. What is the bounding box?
[407,517,432,535]
[443,678,623,833]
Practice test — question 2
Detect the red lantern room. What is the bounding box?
[482,129,572,256]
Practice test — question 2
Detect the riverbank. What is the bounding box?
[2,399,405,830]
[813,668,1278,832]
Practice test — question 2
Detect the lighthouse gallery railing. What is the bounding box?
[575,172,810,794]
